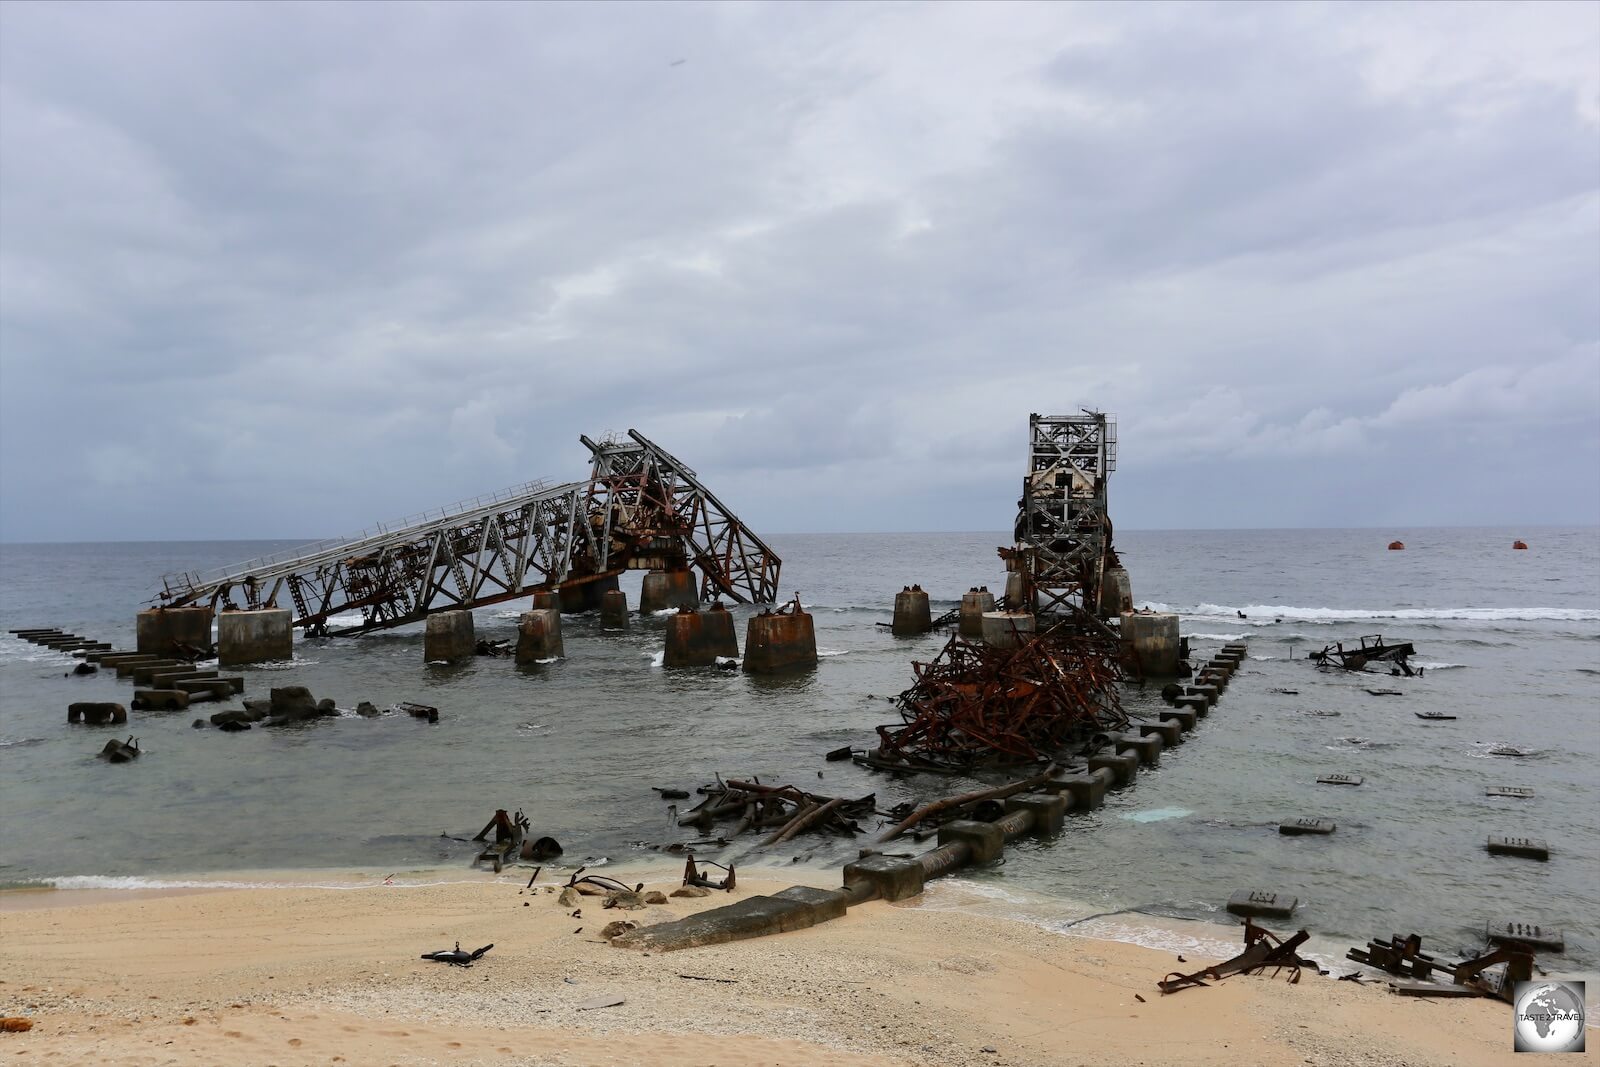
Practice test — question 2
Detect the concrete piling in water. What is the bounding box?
[639,569,700,614]
[980,611,1035,650]
[743,601,817,673]
[664,603,739,667]
[600,589,630,630]
[958,587,995,637]
[531,589,561,613]
[515,608,564,663]
[1120,611,1181,677]
[1099,566,1133,618]
[218,608,293,666]
[1003,571,1027,609]
[423,610,475,664]
[891,585,932,636]
[135,606,213,656]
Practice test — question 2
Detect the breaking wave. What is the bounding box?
[1414,662,1466,670]
[1187,632,1247,641]
[1145,602,1600,623]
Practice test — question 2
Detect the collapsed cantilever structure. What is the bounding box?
[153,430,780,635]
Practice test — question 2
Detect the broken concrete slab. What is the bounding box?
[1485,920,1564,953]
[1279,818,1336,836]
[842,854,925,902]
[1486,835,1549,860]
[611,893,826,951]
[1227,890,1297,918]
[1317,773,1363,786]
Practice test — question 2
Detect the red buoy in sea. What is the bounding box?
[1388,540,1405,550]
[1513,540,1528,550]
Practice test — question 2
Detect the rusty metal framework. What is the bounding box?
[152,430,780,635]
[1012,411,1116,617]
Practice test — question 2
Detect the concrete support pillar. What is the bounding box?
[743,605,818,673]
[1004,571,1027,609]
[600,589,630,630]
[639,569,700,614]
[515,608,564,664]
[1120,612,1181,678]
[1099,566,1133,618]
[981,611,1036,650]
[531,589,561,613]
[424,610,475,664]
[217,608,292,667]
[958,587,995,637]
[891,585,932,635]
[135,607,214,656]
[664,604,740,667]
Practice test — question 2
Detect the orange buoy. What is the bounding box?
[1513,540,1528,550]
[1388,541,1405,550]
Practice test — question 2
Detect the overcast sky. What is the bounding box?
[1,1,1596,542]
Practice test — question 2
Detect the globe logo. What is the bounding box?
[1514,981,1586,1053]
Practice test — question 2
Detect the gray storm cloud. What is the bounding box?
[1,0,1596,540]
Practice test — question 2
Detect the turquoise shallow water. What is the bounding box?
[2,527,1597,972]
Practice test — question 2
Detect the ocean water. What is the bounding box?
[2,527,1597,974]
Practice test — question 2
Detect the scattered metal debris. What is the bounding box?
[682,856,735,891]
[865,626,1125,773]
[1345,932,1534,1001]
[398,701,439,722]
[1309,635,1416,675]
[474,639,513,658]
[876,765,1060,843]
[1159,921,1315,994]
[472,809,529,873]
[670,779,875,846]
[421,941,493,967]
[97,736,141,763]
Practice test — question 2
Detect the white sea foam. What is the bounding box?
[715,656,738,666]
[1188,632,1248,641]
[1120,807,1193,823]
[649,651,664,667]
[1415,661,1466,670]
[1146,602,1600,623]
[817,648,850,657]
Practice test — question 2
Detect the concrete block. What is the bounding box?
[1161,708,1198,731]
[981,611,1035,650]
[842,855,926,902]
[1003,793,1068,835]
[67,702,126,725]
[531,589,561,612]
[86,650,134,664]
[135,606,213,656]
[172,673,241,693]
[1117,732,1162,765]
[1317,773,1363,786]
[959,588,995,637]
[118,657,177,678]
[639,569,700,614]
[174,679,233,701]
[611,893,821,952]
[423,610,475,664]
[148,667,216,687]
[664,606,738,667]
[1485,921,1564,953]
[516,608,564,663]
[1099,566,1133,618]
[937,819,1006,863]
[1279,818,1336,835]
[1227,889,1297,918]
[1206,658,1238,674]
[1089,751,1139,787]
[218,608,293,666]
[1174,695,1208,717]
[772,885,849,924]
[1486,835,1549,860]
[132,689,190,711]
[1045,773,1107,810]
[1485,786,1534,799]
[1185,684,1219,706]
[744,609,817,673]
[891,587,933,636]
[1120,612,1181,677]
[1141,720,1183,747]
[131,661,188,685]
[599,589,630,629]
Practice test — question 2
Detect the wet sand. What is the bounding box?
[0,867,1517,1066]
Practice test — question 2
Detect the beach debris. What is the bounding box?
[1226,890,1297,918]
[1486,835,1549,860]
[875,765,1060,843]
[864,626,1126,773]
[519,836,563,862]
[599,921,638,940]
[678,973,737,983]
[67,702,126,725]
[1309,635,1416,675]
[671,885,711,898]
[1415,711,1456,720]
[398,701,439,723]
[1159,920,1315,994]
[575,995,625,1010]
[653,787,691,800]
[1278,817,1335,836]
[472,808,530,873]
[1365,688,1404,697]
[1486,920,1564,953]
[1388,541,1405,550]
[474,638,513,658]
[420,941,494,967]
[670,779,874,846]
[1485,785,1534,798]
[72,662,97,676]
[1345,932,1533,1002]
[1269,687,1299,695]
[564,867,641,897]
[0,1018,33,1033]
[1316,773,1363,786]
[682,856,735,891]
[97,736,140,763]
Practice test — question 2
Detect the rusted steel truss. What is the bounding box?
[152,430,780,635]
[1010,411,1117,617]
[871,626,1127,772]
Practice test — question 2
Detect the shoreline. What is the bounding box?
[0,864,1524,1066]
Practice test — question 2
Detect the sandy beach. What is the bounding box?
[0,867,1522,1067]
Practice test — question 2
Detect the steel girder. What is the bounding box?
[1013,412,1116,617]
[153,431,781,636]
